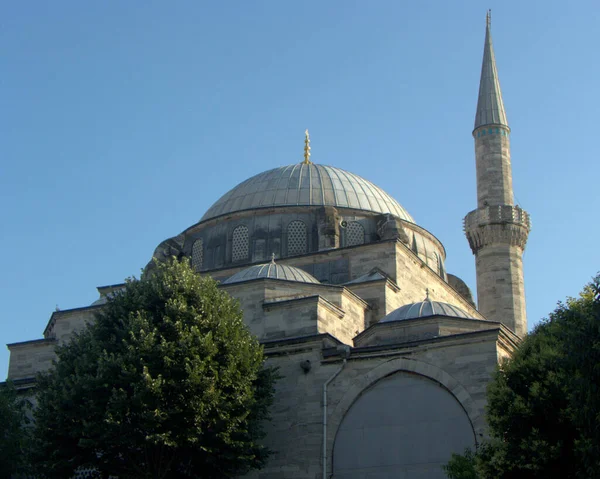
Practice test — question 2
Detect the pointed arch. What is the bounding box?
[325,357,480,478]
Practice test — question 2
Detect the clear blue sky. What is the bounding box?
[2,1,599,377]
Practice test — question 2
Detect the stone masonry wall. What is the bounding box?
[474,128,513,208]
[476,243,527,337]
[223,280,368,343]
[244,331,502,479]
[7,340,56,380]
[8,307,99,381]
[393,242,483,318]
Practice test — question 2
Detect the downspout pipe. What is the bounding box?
[323,345,350,479]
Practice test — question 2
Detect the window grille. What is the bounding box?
[232,225,249,262]
[346,221,365,246]
[287,220,307,256]
[192,239,203,271]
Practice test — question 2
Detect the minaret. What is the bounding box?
[464,12,531,337]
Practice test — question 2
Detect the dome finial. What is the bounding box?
[303,129,312,165]
[425,288,430,300]
[271,252,276,264]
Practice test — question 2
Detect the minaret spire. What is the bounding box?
[464,14,531,338]
[474,10,508,130]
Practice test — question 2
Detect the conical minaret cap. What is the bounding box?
[474,11,508,130]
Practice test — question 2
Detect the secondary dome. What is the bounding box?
[222,261,320,285]
[380,299,474,323]
[201,163,414,223]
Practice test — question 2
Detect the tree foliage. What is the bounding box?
[0,381,32,477]
[31,258,277,479]
[445,274,600,478]
[442,448,477,479]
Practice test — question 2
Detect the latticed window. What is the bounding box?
[232,225,249,262]
[287,220,307,256]
[192,239,203,271]
[346,221,365,246]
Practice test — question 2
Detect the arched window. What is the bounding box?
[436,252,446,279]
[346,221,365,247]
[232,225,249,262]
[412,233,419,255]
[192,239,204,271]
[287,220,307,256]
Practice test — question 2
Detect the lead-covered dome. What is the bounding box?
[222,261,320,285]
[201,163,414,223]
[380,299,474,323]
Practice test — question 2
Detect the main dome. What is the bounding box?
[201,163,414,223]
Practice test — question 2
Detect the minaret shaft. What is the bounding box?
[475,243,527,334]
[475,129,514,208]
[464,13,530,338]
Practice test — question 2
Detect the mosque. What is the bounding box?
[6,14,530,478]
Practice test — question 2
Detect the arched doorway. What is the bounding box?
[333,371,475,478]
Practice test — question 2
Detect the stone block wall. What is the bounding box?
[393,242,482,317]
[474,128,513,208]
[246,329,506,478]
[46,307,100,344]
[7,339,56,380]
[475,243,527,337]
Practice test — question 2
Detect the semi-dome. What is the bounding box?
[222,260,320,285]
[380,299,474,323]
[201,163,414,223]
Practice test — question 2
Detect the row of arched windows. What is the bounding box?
[191,220,366,271]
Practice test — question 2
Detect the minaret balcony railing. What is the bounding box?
[463,205,531,232]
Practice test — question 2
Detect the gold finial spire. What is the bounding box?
[303,129,312,165]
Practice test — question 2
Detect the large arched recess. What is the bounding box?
[332,371,476,478]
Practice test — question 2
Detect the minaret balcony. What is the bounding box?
[464,205,530,231]
[463,205,531,253]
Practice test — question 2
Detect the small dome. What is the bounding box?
[222,261,320,285]
[380,299,474,323]
[201,163,414,223]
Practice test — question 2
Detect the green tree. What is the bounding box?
[442,448,477,479]
[444,274,600,478]
[0,381,32,477]
[31,258,277,479]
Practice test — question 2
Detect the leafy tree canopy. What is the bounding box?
[32,258,276,479]
[445,273,600,479]
[0,381,32,477]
